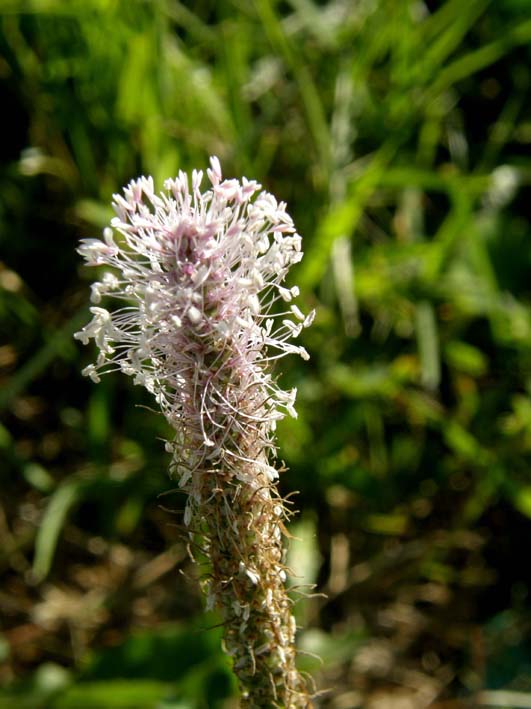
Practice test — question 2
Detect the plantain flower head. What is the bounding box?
[75,157,313,504]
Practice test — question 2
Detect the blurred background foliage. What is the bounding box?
[0,0,530,707]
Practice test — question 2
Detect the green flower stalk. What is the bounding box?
[75,157,314,707]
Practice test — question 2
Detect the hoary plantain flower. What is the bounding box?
[75,157,315,707]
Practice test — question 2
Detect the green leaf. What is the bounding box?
[53,680,172,709]
[513,486,531,520]
[416,301,440,390]
[444,341,488,376]
[32,479,85,582]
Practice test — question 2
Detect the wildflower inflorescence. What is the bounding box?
[75,157,314,707]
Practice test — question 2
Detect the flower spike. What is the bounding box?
[76,157,314,707]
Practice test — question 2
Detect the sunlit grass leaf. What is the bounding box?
[32,478,86,582]
[444,340,488,376]
[415,301,440,391]
[288,514,321,589]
